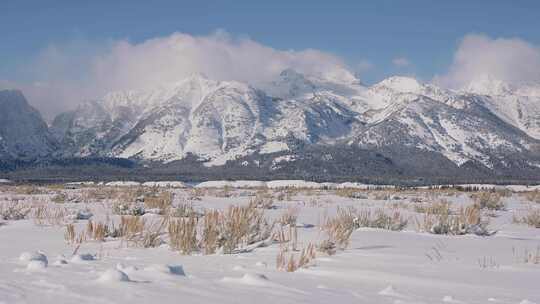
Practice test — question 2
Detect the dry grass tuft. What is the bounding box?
[248,190,275,209]
[335,188,367,199]
[86,220,109,242]
[64,223,78,244]
[200,209,221,254]
[51,192,68,204]
[12,186,45,195]
[415,204,490,235]
[513,207,540,228]
[169,202,201,218]
[523,190,540,204]
[276,243,316,272]
[273,224,298,250]
[117,216,145,241]
[112,202,145,216]
[278,206,299,226]
[166,204,273,255]
[143,190,173,211]
[220,205,273,253]
[0,200,32,220]
[320,208,356,254]
[413,200,452,214]
[513,246,540,264]
[354,207,408,231]
[471,192,505,211]
[168,216,198,254]
[33,205,68,226]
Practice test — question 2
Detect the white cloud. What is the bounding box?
[1,31,358,118]
[434,34,540,89]
[392,57,411,67]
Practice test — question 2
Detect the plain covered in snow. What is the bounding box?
[0,183,539,303]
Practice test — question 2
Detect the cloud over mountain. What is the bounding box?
[1,31,355,118]
[434,34,540,89]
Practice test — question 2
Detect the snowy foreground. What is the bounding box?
[1,182,539,304]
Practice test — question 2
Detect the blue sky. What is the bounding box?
[2,0,539,82]
[1,0,540,116]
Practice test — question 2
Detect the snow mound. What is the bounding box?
[65,181,95,186]
[67,209,93,220]
[70,253,96,263]
[116,263,139,273]
[105,181,141,187]
[266,180,327,189]
[194,179,395,189]
[142,181,190,188]
[53,257,68,266]
[442,295,463,303]
[0,178,12,184]
[378,285,404,298]
[26,260,47,271]
[19,251,48,266]
[230,181,267,188]
[232,265,246,271]
[97,269,130,283]
[255,261,267,268]
[221,273,271,287]
[195,181,233,188]
[196,180,267,188]
[143,264,185,276]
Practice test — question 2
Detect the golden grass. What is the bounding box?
[220,205,273,253]
[354,207,408,231]
[86,220,109,242]
[513,207,540,228]
[169,202,200,218]
[201,209,221,254]
[166,203,273,255]
[276,243,316,272]
[118,216,145,242]
[33,205,68,226]
[471,192,505,210]
[413,200,452,214]
[523,190,540,204]
[248,190,275,209]
[168,216,198,254]
[415,204,488,235]
[143,190,173,211]
[278,206,299,226]
[64,223,78,245]
[320,208,356,253]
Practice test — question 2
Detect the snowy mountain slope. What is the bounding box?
[41,71,540,174]
[0,90,57,159]
[354,95,536,167]
[463,75,540,140]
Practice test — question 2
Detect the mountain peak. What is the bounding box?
[375,76,423,93]
[278,68,309,82]
[267,69,315,98]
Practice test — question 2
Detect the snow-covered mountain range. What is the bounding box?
[2,70,540,179]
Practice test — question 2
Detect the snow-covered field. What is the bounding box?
[0,183,539,304]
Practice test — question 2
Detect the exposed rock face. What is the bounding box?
[0,90,57,159]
